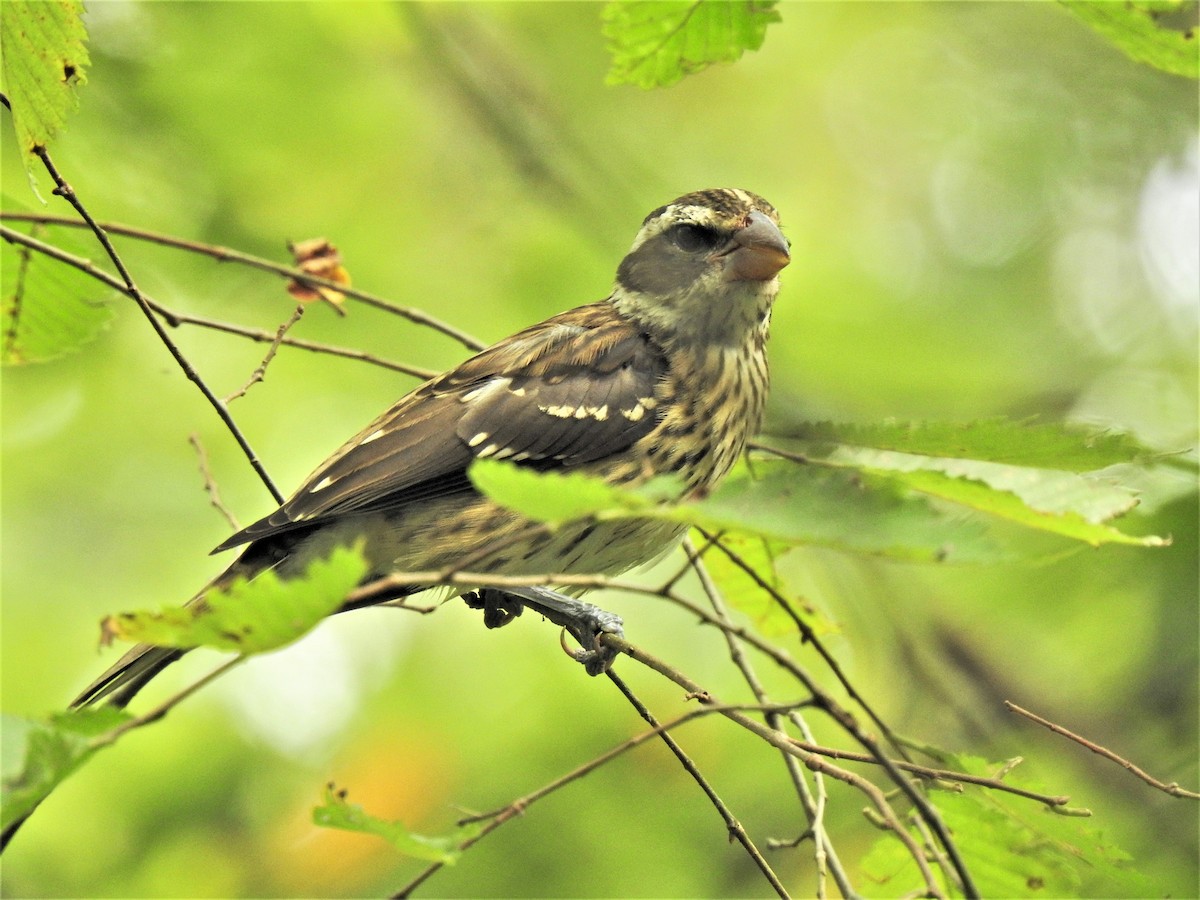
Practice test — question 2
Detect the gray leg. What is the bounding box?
[466,587,624,675]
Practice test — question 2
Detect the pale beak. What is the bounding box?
[717,210,791,282]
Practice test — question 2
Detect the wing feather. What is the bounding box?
[213,303,665,552]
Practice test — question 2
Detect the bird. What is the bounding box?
[72,187,790,708]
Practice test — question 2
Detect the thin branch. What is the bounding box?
[683,535,978,895]
[695,528,905,760]
[10,159,285,504]
[0,225,436,378]
[599,634,947,900]
[0,210,486,351]
[605,669,791,900]
[0,656,245,851]
[189,434,240,531]
[684,537,854,900]
[161,306,438,379]
[788,740,1076,811]
[224,304,305,403]
[3,220,36,360]
[393,700,800,898]
[95,657,245,745]
[1005,701,1200,800]
[909,810,960,897]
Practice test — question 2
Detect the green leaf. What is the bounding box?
[1,707,131,833]
[1,203,116,364]
[873,467,1166,548]
[862,754,1157,898]
[698,532,839,636]
[469,457,680,522]
[473,458,1004,563]
[779,419,1156,471]
[680,462,1003,562]
[602,0,781,89]
[0,0,91,197]
[99,543,370,654]
[1060,0,1198,79]
[313,784,483,863]
[761,420,1169,547]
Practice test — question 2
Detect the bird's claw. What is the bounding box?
[468,587,624,675]
[463,589,524,629]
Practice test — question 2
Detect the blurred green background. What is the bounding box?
[2,2,1196,897]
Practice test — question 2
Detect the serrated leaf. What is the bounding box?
[313,784,483,863]
[680,461,1002,562]
[876,467,1165,547]
[469,457,680,522]
[780,419,1156,471]
[1060,0,1198,79]
[1,707,131,833]
[837,449,1141,523]
[100,543,369,654]
[1,205,116,364]
[811,444,1164,546]
[0,0,91,197]
[473,458,1004,563]
[602,0,781,89]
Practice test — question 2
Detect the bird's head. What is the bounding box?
[612,188,789,348]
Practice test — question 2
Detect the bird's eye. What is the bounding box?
[670,223,722,253]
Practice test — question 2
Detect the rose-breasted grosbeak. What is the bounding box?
[73,188,789,707]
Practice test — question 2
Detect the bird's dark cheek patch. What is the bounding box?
[617,244,707,296]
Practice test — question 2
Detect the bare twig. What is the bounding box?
[787,740,1075,811]
[0,224,437,378]
[1005,701,1200,800]
[393,699,800,898]
[0,656,245,851]
[96,657,245,744]
[3,220,37,360]
[189,434,240,531]
[11,157,285,504]
[605,669,791,899]
[160,306,438,379]
[600,634,948,899]
[695,528,905,760]
[224,305,305,402]
[0,211,486,351]
[684,537,854,900]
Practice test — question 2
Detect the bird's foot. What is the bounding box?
[463,589,524,629]
[466,586,624,676]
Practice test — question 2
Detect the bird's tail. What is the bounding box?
[70,643,190,709]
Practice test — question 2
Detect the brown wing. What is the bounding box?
[213,303,666,552]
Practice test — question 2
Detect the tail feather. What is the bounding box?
[70,643,189,709]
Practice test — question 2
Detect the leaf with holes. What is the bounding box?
[0,0,91,197]
[1060,0,1198,79]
